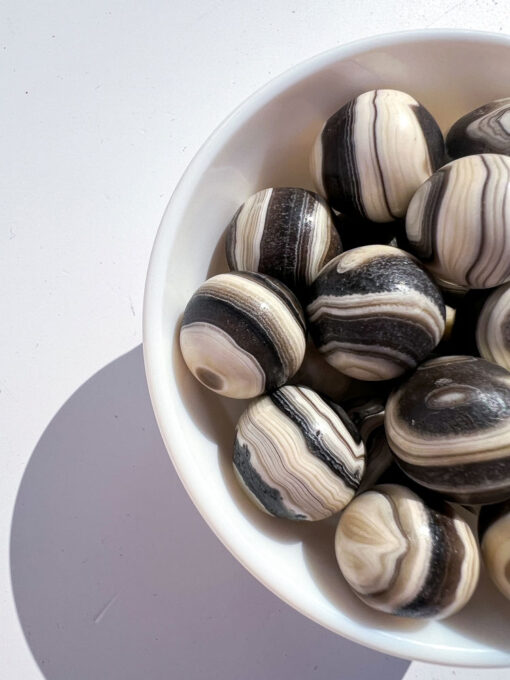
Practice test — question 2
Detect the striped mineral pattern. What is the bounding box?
[476,282,510,371]
[180,271,306,399]
[447,97,510,159]
[233,385,365,520]
[226,187,341,292]
[335,483,480,619]
[406,153,510,289]
[385,356,510,504]
[311,89,444,222]
[306,245,445,381]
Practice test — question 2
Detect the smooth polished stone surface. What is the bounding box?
[233,385,365,520]
[226,187,341,292]
[306,245,445,381]
[476,283,510,371]
[335,484,480,619]
[447,97,510,159]
[180,271,306,398]
[479,499,510,601]
[406,153,510,289]
[311,89,444,222]
[385,356,510,504]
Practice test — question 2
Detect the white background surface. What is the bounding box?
[2,1,510,679]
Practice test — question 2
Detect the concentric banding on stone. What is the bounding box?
[233,385,366,520]
[476,283,510,371]
[385,355,510,504]
[180,272,306,399]
[226,187,341,291]
[447,98,510,159]
[335,483,480,619]
[306,245,446,381]
[479,499,510,600]
[311,89,444,222]
[406,153,510,289]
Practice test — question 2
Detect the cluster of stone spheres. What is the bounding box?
[179,90,510,620]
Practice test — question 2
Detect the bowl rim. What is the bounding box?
[143,28,510,667]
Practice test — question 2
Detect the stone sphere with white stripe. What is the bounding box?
[406,153,510,289]
[180,271,306,399]
[479,499,510,601]
[446,97,510,159]
[386,356,510,504]
[476,283,510,371]
[335,484,480,619]
[310,89,444,223]
[233,385,365,520]
[306,245,445,381]
[226,187,342,292]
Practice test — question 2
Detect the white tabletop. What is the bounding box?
[3,2,510,678]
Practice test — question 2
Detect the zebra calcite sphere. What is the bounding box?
[406,154,510,289]
[311,89,444,222]
[335,484,480,619]
[233,385,365,520]
[385,356,510,504]
[180,272,306,399]
[446,97,510,159]
[226,187,341,292]
[479,499,510,601]
[306,245,445,381]
[476,283,510,371]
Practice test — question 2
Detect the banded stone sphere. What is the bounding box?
[385,356,510,504]
[226,187,342,292]
[335,484,480,619]
[233,385,365,520]
[406,153,510,289]
[476,283,510,371]
[446,97,510,159]
[310,89,444,222]
[306,245,446,381]
[180,271,306,399]
[479,500,510,601]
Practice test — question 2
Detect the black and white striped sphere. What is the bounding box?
[406,153,510,289]
[311,89,444,223]
[479,499,510,601]
[385,356,510,504]
[233,385,365,520]
[447,97,510,159]
[225,187,342,291]
[335,484,480,619]
[476,283,510,371]
[180,272,306,399]
[306,245,446,381]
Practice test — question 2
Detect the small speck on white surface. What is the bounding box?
[2,0,510,679]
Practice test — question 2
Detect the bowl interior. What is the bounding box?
[144,31,510,667]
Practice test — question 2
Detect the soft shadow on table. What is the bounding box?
[10,345,410,680]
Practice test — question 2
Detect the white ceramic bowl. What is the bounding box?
[143,30,510,667]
